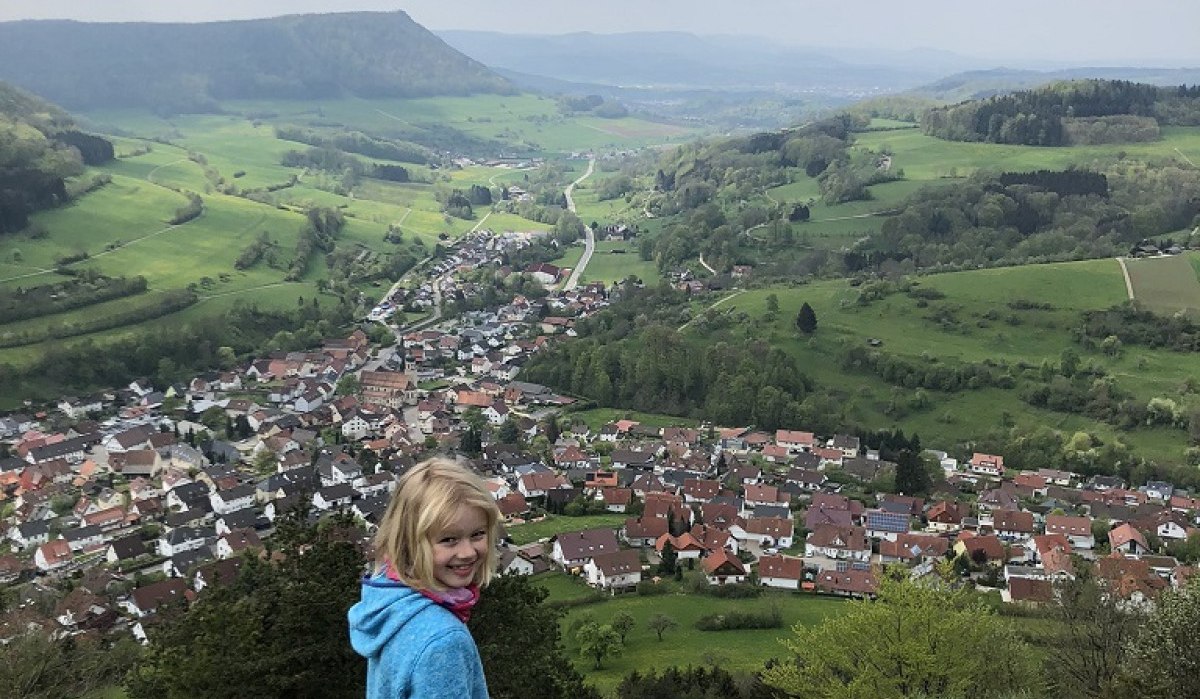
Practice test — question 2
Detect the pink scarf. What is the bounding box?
[382,560,481,623]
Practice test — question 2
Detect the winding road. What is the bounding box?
[561,156,596,291]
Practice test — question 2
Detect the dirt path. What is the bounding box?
[197,281,303,301]
[678,290,745,332]
[698,254,716,275]
[1116,257,1135,300]
[470,211,492,234]
[146,157,190,184]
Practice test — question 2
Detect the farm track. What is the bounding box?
[677,290,745,332]
[146,157,191,184]
[1117,257,1135,300]
[562,157,596,291]
[197,281,303,301]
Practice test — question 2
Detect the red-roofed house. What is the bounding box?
[775,430,815,452]
[1109,523,1149,556]
[1045,514,1095,550]
[969,452,1005,477]
[655,531,705,560]
[702,549,747,585]
[34,539,73,572]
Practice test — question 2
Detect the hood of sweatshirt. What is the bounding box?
[348,576,437,660]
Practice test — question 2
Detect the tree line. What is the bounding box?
[861,165,1200,272]
[0,273,147,324]
[0,293,355,400]
[274,125,433,165]
[0,288,196,349]
[922,79,1200,145]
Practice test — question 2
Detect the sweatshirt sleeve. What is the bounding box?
[410,627,487,698]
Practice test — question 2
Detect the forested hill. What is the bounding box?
[0,81,114,233]
[0,11,515,113]
[922,79,1200,146]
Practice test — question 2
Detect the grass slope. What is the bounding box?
[752,124,1200,252]
[1126,254,1200,317]
[535,571,847,696]
[686,257,1200,463]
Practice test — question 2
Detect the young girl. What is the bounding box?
[349,457,500,699]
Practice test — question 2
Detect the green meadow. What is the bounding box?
[534,571,848,696]
[685,256,1200,463]
[755,125,1200,251]
[568,408,701,431]
[505,515,631,546]
[552,240,661,285]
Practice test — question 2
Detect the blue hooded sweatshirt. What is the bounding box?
[348,576,490,699]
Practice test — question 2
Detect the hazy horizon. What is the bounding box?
[0,0,1196,67]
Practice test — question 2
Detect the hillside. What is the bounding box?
[0,12,514,113]
[923,79,1200,146]
[913,66,1200,103]
[0,81,113,233]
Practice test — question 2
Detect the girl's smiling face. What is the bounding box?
[430,504,489,589]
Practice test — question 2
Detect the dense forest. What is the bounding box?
[0,11,514,113]
[861,163,1200,270]
[922,80,1200,145]
[0,81,113,233]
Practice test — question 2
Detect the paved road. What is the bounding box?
[562,157,596,291]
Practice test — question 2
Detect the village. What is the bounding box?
[0,223,1198,650]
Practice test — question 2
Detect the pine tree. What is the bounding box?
[796,302,818,334]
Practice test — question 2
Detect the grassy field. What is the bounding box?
[1126,254,1200,316]
[552,240,661,285]
[684,256,1200,463]
[505,514,630,546]
[752,125,1200,253]
[567,408,700,431]
[532,571,848,696]
[84,94,702,158]
[1,94,693,373]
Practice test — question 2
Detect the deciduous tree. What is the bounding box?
[646,613,678,642]
[1116,577,1200,698]
[575,621,622,670]
[761,573,1038,699]
[611,610,636,645]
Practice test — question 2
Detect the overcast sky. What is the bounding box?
[0,0,1195,65]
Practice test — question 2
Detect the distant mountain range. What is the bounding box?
[439,30,1200,106]
[910,67,1200,102]
[0,12,513,113]
[437,30,948,95]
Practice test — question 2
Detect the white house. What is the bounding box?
[583,549,642,590]
[313,483,357,511]
[758,554,804,590]
[157,526,210,557]
[552,529,620,569]
[210,485,257,516]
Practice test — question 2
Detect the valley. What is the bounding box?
[2,8,1200,699]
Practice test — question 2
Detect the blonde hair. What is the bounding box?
[373,457,500,591]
